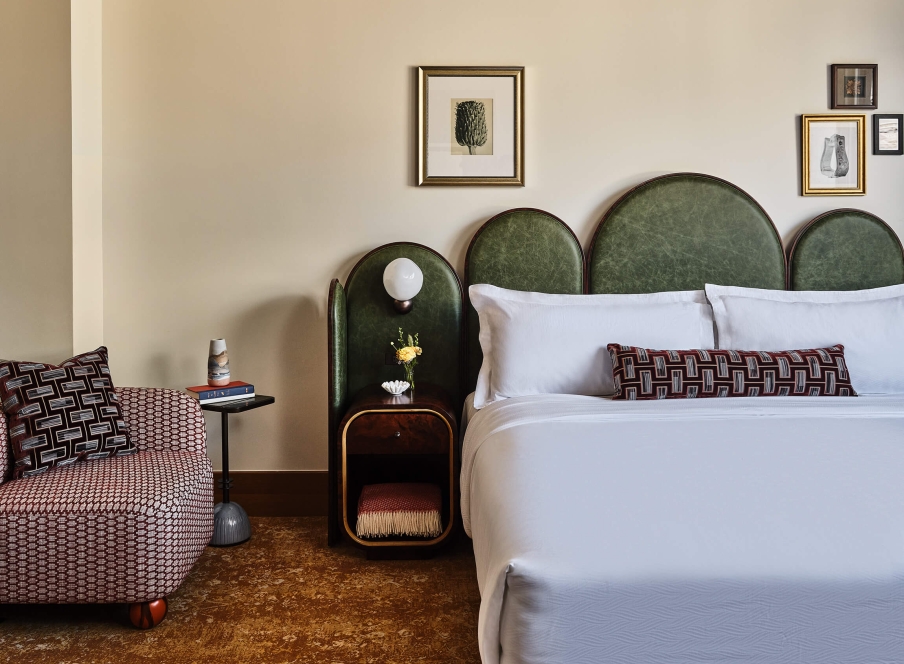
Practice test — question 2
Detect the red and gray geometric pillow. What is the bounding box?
[0,347,135,479]
[608,343,856,400]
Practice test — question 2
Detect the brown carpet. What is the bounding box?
[0,517,481,663]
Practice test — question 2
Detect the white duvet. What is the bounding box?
[461,394,904,664]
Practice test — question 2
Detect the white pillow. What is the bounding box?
[705,283,904,394]
[469,284,716,409]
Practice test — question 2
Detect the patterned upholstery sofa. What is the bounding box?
[0,387,213,628]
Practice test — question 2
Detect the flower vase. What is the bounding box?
[403,363,415,395]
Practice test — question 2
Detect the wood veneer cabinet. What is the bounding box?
[336,383,458,558]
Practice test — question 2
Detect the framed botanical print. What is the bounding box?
[831,64,877,109]
[873,114,903,155]
[801,114,866,196]
[417,66,524,186]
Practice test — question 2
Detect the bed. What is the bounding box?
[329,174,904,662]
[460,176,904,663]
[461,393,904,663]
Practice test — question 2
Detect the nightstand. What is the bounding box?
[336,383,458,558]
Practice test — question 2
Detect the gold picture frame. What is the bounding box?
[417,66,524,186]
[801,114,866,196]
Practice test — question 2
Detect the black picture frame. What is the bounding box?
[873,114,904,155]
[831,64,878,110]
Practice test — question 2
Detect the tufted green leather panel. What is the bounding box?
[345,244,463,407]
[465,208,584,391]
[789,209,904,290]
[327,278,346,546]
[588,174,786,294]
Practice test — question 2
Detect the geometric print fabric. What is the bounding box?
[0,387,213,603]
[608,343,856,400]
[0,347,136,479]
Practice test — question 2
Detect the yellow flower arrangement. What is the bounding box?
[390,328,422,391]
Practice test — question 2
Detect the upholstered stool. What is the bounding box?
[356,483,442,539]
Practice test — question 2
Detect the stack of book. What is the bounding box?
[186,381,255,405]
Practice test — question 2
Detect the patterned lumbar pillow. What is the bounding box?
[356,483,443,538]
[608,344,856,400]
[0,347,136,479]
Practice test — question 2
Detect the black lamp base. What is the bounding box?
[393,299,413,314]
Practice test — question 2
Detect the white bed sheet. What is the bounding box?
[461,393,904,664]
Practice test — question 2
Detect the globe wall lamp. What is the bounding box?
[383,258,423,314]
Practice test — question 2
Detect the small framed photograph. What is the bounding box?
[831,64,877,109]
[417,66,524,186]
[801,114,866,196]
[873,114,903,155]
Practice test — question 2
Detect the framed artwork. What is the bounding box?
[873,114,903,155]
[830,64,877,109]
[417,66,524,186]
[801,114,866,196]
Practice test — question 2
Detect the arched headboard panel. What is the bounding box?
[464,208,583,392]
[344,243,463,406]
[788,209,904,291]
[588,173,786,294]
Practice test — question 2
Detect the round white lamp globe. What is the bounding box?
[383,258,423,313]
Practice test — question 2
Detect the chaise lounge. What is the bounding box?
[0,387,213,628]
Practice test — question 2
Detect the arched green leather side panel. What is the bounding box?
[327,278,346,546]
[789,210,904,290]
[328,279,348,425]
[346,244,462,406]
[589,174,786,293]
[465,209,583,392]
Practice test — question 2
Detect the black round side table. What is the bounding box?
[201,395,275,546]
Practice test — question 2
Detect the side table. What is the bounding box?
[335,383,458,558]
[201,395,275,546]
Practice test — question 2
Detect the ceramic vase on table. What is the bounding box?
[208,339,231,386]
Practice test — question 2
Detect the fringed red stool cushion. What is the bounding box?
[356,483,442,538]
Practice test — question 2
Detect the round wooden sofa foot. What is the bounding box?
[129,597,168,629]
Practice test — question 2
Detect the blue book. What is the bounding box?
[186,381,255,403]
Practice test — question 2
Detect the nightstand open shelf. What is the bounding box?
[336,384,459,557]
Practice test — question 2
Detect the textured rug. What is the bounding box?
[0,517,481,663]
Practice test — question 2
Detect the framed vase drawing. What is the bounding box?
[801,114,866,196]
[830,64,877,110]
[873,114,903,155]
[417,66,524,186]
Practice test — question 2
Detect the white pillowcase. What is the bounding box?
[469,284,716,409]
[705,283,904,394]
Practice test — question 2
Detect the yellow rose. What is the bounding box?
[396,347,417,363]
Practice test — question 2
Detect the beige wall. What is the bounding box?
[0,0,72,363]
[102,0,904,471]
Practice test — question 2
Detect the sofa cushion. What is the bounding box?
[0,347,136,479]
[0,449,213,603]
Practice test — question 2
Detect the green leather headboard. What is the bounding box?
[464,208,584,391]
[344,243,463,406]
[788,209,904,290]
[588,173,786,293]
